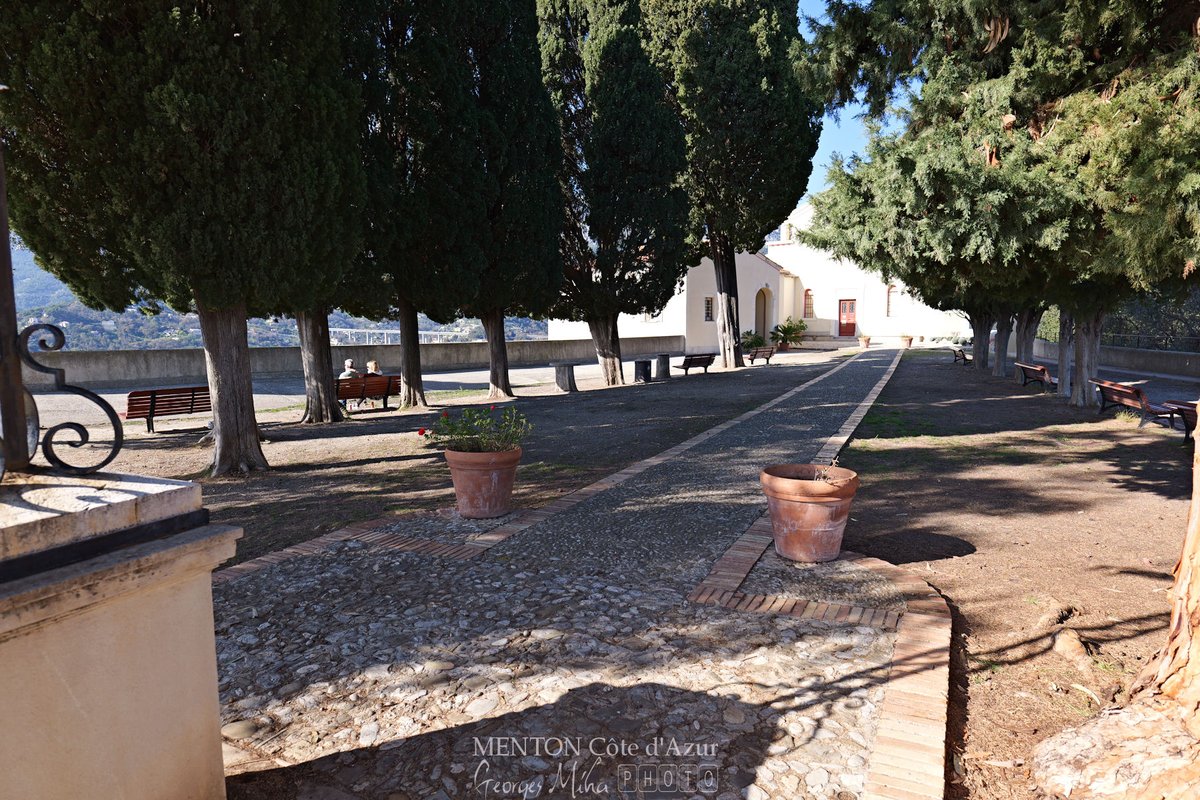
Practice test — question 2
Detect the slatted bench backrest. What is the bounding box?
[125,386,211,420]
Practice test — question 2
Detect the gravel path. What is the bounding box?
[488,347,898,591]
[218,349,903,800]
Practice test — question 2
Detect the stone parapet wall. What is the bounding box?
[21,335,686,389]
[1031,338,1200,378]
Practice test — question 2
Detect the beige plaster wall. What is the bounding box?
[0,524,238,800]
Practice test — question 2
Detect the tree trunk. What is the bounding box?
[992,312,1014,378]
[296,308,343,424]
[195,300,269,476]
[587,313,624,386]
[1069,310,1104,407]
[1145,426,1200,738]
[710,229,744,368]
[968,312,993,371]
[480,307,514,399]
[396,296,427,408]
[1057,311,1074,399]
[1013,307,1044,383]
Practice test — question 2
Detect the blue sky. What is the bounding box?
[797,0,874,199]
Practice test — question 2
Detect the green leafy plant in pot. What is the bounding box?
[769,317,807,351]
[421,406,531,518]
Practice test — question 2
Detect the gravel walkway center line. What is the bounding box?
[217,349,907,800]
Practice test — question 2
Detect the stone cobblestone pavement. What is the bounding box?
[216,349,940,800]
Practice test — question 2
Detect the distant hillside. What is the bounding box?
[11,245,75,308]
[16,301,545,351]
[10,244,546,349]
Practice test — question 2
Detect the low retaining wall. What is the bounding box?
[1031,338,1200,379]
[21,335,686,389]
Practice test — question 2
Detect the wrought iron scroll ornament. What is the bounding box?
[9,324,124,476]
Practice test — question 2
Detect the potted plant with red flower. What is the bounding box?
[421,406,531,518]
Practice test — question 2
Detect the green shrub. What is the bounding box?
[421,406,531,452]
[741,330,766,348]
[769,316,807,346]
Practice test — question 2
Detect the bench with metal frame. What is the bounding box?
[747,346,776,365]
[124,386,212,433]
[1015,362,1058,391]
[674,353,716,375]
[1089,378,1175,429]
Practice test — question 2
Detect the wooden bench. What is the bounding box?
[336,375,396,412]
[124,386,212,433]
[1163,400,1197,441]
[674,353,716,375]
[747,346,776,365]
[952,348,973,365]
[1015,362,1058,390]
[1089,378,1175,429]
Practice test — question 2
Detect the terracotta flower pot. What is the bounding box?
[858,336,871,348]
[900,336,913,349]
[444,447,522,518]
[759,464,860,562]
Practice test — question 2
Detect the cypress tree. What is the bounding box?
[462,0,563,400]
[808,3,1200,786]
[0,1,365,475]
[538,0,690,386]
[342,0,487,408]
[642,0,823,368]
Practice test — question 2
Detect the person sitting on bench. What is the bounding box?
[339,359,360,379]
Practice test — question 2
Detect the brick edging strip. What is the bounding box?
[686,347,951,799]
[214,350,871,583]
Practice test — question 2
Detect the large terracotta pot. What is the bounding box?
[759,464,860,562]
[444,447,522,518]
[900,336,914,349]
[858,336,871,348]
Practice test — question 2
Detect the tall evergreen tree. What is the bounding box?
[808,2,1200,791]
[343,0,487,408]
[642,0,822,368]
[0,0,364,475]
[538,0,690,386]
[462,0,563,400]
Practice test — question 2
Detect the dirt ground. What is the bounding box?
[96,354,843,563]
[840,350,1191,800]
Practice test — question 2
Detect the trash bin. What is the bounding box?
[634,359,652,383]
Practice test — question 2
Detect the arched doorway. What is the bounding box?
[754,287,773,339]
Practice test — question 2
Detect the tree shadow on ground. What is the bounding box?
[225,681,773,799]
[223,632,937,799]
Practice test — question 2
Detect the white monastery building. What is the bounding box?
[548,205,970,351]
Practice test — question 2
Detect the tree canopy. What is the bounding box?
[342,0,488,406]
[461,0,564,398]
[0,0,365,474]
[1,1,363,318]
[538,0,691,385]
[642,0,823,367]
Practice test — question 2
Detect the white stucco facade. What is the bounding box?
[547,205,971,350]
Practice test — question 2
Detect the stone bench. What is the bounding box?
[549,362,582,393]
[655,353,672,381]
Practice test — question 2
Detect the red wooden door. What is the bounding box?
[838,299,857,337]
